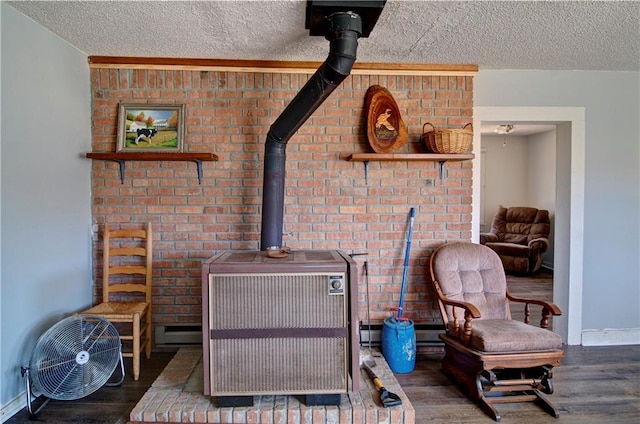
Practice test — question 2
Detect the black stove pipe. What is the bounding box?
[260,12,363,250]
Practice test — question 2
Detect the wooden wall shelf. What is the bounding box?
[345,153,474,162]
[85,152,218,184]
[345,153,474,182]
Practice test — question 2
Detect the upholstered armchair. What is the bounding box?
[429,242,563,421]
[480,206,550,273]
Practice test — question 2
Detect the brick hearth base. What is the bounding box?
[129,347,414,424]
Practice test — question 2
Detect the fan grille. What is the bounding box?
[30,315,121,400]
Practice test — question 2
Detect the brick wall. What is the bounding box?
[89,67,473,331]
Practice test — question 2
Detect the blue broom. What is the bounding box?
[396,207,415,320]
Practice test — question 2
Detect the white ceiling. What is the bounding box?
[7,0,640,71]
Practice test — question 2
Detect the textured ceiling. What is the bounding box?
[8,0,640,71]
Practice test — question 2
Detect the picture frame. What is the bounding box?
[117,103,185,152]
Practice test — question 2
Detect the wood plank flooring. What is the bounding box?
[6,352,176,424]
[7,345,637,424]
[397,344,639,423]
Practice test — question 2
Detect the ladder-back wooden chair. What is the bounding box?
[82,222,153,381]
[429,242,563,421]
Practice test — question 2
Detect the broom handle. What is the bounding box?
[397,208,415,319]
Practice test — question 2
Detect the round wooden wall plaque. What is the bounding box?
[364,85,408,154]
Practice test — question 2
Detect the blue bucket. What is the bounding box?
[381,317,416,373]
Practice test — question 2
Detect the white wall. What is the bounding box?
[527,130,557,267]
[1,3,92,417]
[475,70,640,341]
[481,134,529,227]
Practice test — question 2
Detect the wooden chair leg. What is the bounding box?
[145,317,152,359]
[534,390,560,418]
[133,313,140,381]
[477,394,502,422]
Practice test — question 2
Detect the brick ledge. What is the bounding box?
[129,347,414,424]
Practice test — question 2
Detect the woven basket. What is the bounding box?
[421,123,473,154]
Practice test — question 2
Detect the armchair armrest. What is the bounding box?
[440,297,482,319]
[433,281,480,345]
[528,237,549,252]
[507,291,561,329]
[433,281,482,318]
[480,232,498,244]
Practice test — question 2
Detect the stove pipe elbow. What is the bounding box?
[260,12,362,250]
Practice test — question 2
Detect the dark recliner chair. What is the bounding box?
[480,206,550,273]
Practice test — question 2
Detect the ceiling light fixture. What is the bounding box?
[495,124,515,135]
[495,124,515,147]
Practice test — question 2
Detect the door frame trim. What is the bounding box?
[472,106,585,345]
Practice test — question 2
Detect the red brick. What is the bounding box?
[90,67,474,332]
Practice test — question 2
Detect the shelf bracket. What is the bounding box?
[195,160,203,184]
[438,161,446,180]
[363,160,370,185]
[117,160,126,184]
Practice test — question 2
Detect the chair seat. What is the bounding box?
[484,242,530,258]
[84,302,148,320]
[449,319,563,353]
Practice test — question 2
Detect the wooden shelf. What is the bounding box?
[86,152,217,161]
[345,153,474,162]
[85,152,218,184]
[345,153,474,183]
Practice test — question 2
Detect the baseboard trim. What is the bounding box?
[581,328,640,346]
[1,391,25,423]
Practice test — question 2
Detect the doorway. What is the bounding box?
[472,107,585,345]
[480,124,557,268]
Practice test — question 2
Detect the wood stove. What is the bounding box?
[201,250,359,404]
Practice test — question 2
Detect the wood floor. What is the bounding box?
[397,344,639,423]
[6,270,639,423]
[7,345,638,424]
[507,267,555,325]
[6,352,176,424]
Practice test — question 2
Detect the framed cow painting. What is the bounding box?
[117,104,185,152]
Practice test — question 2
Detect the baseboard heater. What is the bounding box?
[359,323,445,347]
[155,324,202,347]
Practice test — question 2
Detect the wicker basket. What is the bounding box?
[421,123,473,154]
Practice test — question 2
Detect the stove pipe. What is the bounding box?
[260,12,362,250]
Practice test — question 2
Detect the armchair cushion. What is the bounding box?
[448,319,563,353]
[432,241,511,322]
